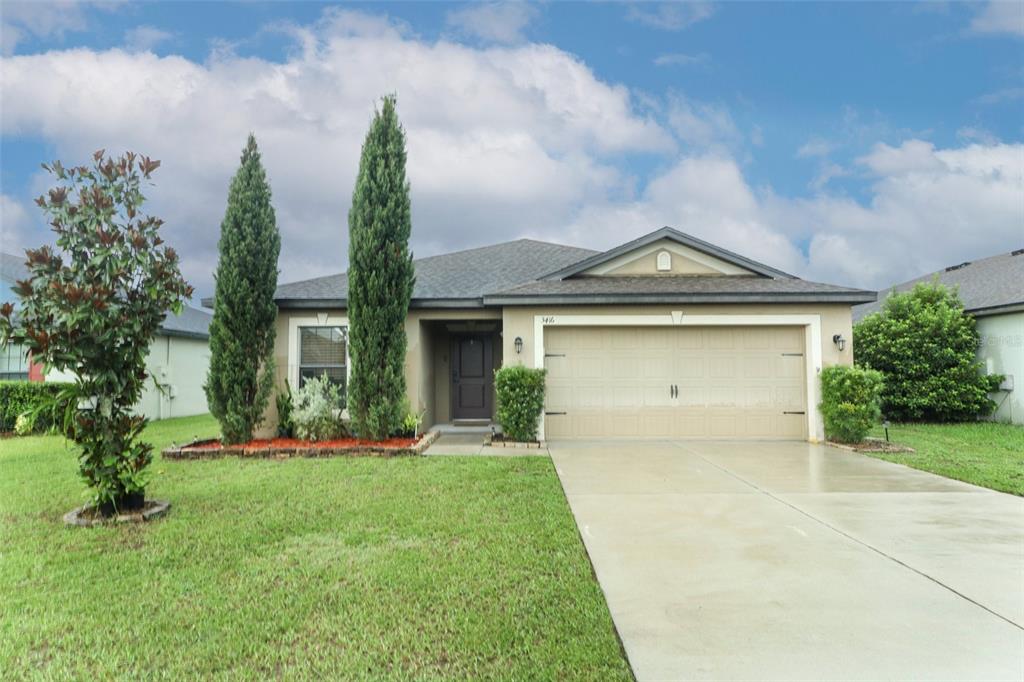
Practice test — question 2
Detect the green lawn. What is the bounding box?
[0,415,631,680]
[866,421,1024,496]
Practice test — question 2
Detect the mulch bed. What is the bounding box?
[162,431,439,460]
[828,437,915,454]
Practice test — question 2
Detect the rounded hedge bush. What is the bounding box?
[854,281,1002,421]
[819,365,884,443]
[494,365,546,443]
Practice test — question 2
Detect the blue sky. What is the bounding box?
[1,1,1022,298]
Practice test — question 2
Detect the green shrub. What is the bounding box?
[14,412,35,436]
[494,365,547,443]
[275,380,295,438]
[292,375,348,442]
[854,280,1003,421]
[0,381,73,434]
[819,365,884,443]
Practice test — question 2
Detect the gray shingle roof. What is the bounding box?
[1,251,29,285]
[274,239,598,307]
[484,275,876,305]
[2,251,211,338]
[159,306,212,339]
[853,250,1024,321]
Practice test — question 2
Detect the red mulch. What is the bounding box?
[189,436,418,451]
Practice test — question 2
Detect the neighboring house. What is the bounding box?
[266,227,875,442]
[1,251,213,421]
[854,250,1024,425]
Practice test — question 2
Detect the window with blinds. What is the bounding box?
[298,326,347,405]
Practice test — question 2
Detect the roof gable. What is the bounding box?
[542,227,795,281]
[582,237,755,277]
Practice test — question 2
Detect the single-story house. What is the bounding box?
[854,249,1024,425]
[267,227,876,442]
[2,251,213,421]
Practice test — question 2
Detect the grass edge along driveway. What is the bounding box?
[0,414,632,680]
[867,421,1023,496]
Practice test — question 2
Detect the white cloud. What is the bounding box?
[956,126,998,145]
[969,1,1024,37]
[446,2,538,44]
[0,10,670,294]
[974,85,1024,105]
[653,52,709,67]
[2,8,1020,299]
[124,25,175,53]
[626,2,716,31]
[0,194,37,256]
[557,139,1023,290]
[666,94,739,150]
[796,136,834,158]
[1,0,89,55]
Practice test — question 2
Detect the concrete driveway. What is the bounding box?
[550,440,1024,681]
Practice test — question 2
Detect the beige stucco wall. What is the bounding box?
[268,303,854,438]
[977,311,1024,425]
[266,307,501,437]
[501,304,854,370]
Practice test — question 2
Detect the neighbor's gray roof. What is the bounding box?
[274,239,598,308]
[159,306,212,339]
[853,249,1024,321]
[1,251,29,285]
[3,251,211,339]
[485,275,876,305]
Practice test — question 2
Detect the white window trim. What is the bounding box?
[533,313,824,442]
[288,314,351,417]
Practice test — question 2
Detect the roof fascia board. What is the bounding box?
[276,297,490,310]
[969,302,1024,317]
[483,292,877,306]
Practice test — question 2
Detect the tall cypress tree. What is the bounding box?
[348,95,415,440]
[205,134,281,444]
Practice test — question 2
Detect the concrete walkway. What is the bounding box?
[550,440,1024,681]
[423,432,549,456]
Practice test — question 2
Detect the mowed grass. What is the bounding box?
[866,421,1024,496]
[0,415,631,680]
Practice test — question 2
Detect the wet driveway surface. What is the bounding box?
[550,440,1024,681]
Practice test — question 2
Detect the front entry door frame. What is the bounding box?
[451,333,494,421]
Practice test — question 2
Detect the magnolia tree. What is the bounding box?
[0,151,192,512]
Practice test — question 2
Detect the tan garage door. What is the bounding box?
[544,326,807,440]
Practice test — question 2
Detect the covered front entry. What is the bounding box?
[544,325,807,439]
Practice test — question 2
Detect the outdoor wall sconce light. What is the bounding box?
[514,336,523,354]
[832,334,846,352]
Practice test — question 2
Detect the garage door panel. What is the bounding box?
[544,325,807,440]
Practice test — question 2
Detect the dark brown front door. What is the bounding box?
[451,334,493,420]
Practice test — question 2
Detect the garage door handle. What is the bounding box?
[783,411,805,415]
